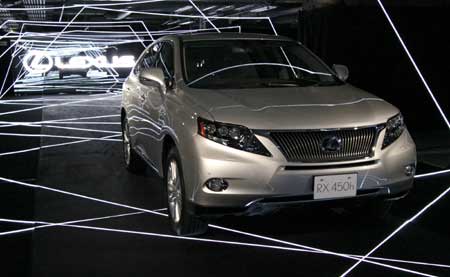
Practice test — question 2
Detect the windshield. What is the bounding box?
[182,39,342,89]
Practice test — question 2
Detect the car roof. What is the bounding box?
[161,32,294,42]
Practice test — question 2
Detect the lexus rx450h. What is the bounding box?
[121,33,416,235]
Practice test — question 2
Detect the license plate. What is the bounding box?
[313,174,357,200]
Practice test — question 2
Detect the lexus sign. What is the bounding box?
[23,50,136,74]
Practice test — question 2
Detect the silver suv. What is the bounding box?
[121,33,416,235]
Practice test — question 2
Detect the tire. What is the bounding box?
[122,116,146,173]
[165,147,207,236]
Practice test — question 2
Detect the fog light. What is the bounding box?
[405,164,416,176]
[205,178,228,192]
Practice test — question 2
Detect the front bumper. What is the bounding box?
[189,178,413,216]
[185,128,416,214]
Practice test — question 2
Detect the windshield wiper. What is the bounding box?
[261,79,319,87]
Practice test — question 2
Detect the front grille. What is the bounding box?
[270,127,379,163]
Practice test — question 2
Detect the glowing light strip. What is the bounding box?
[377,0,450,129]
[0,176,435,276]
[49,224,449,274]
[0,211,146,236]
[39,26,238,35]
[0,94,120,116]
[0,176,168,216]
[4,124,121,135]
[0,0,166,11]
[0,103,120,108]
[188,0,220,33]
[11,222,442,276]
[0,115,120,127]
[1,214,448,270]
[29,121,120,125]
[0,98,119,102]
[0,132,121,141]
[339,186,450,276]
[59,4,65,22]
[415,169,450,179]
[85,6,269,21]
[0,218,438,276]
[0,134,120,157]
[4,25,241,39]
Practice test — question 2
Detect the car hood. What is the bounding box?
[184,84,399,130]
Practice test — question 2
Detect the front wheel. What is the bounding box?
[165,147,207,236]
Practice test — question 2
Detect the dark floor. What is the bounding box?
[1,93,449,277]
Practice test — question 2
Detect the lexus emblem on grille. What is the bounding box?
[321,136,342,152]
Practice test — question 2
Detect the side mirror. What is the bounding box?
[332,64,349,82]
[139,67,166,93]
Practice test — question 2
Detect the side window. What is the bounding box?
[155,42,174,81]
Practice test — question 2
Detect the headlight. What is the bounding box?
[198,117,271,157]
[382,113,405,149]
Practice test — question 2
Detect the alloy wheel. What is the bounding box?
[122,121,131,166]
[167,159,182,224]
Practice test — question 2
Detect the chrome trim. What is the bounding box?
[261,124,385,163]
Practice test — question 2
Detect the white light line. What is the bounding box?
[0,176,435,276]
[188,0,220,33]
[0,215,447,270]
[0,134,120,157]
[32,121,120,125]
[0,114,120,129]
[0,94,120,117]
[0,123,120,135]
[0,211,145,236]
[0,98,117,102]
[0,132,122,142]
[43,6,86,54]
[0,102,120,108]
[267,17,278,36]
[415,169,450,179]
[20,222,439,276]
[0,176,168,217]
[85,6,268,21]
[0,218,38,224]
[339,186,450,277]
[4,25,240,38]
[377,0,450,129]
[59,5,65,22]
[0,0,166,11]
